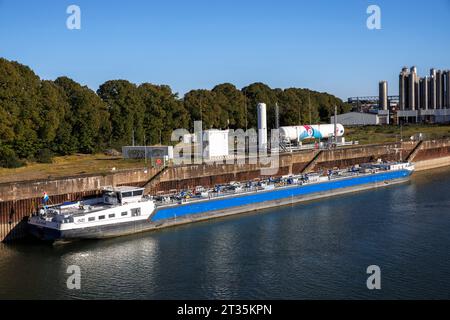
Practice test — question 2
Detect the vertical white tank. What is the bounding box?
[257,103,267,152]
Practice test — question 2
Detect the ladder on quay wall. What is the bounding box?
[301,150,323,173]
[142,165,169,193]
[406,140,424,162]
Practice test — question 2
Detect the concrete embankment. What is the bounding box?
[415,156,450,171]
[409,139,450,171]
[1,138,450,242]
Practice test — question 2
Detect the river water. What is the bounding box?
[1,167,450,299]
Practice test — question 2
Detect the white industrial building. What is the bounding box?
[180,129,230,160]
[393,66,450,124]
[330,112,382,126]
[202,129,229,160]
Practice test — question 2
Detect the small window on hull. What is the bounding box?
[109,214,115,218]
[121,212,128,216]
[88,217,95,222]
[99,215,105,220]
[131,208,141,217]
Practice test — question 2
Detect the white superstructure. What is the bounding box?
[28,187,155,232]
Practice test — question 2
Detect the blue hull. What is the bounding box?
[151,169,412,222]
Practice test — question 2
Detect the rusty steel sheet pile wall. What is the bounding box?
[412,139,450,161]
[314,142,417,171]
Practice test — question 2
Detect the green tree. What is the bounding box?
[276,88,304,126]
[212,83,247,129]
[241,83,278,128]
[56,77,111,153]
[138,83,188,145]
[183,89,226,129]
[97,80,141,148]
[38,81,69,145]
[0,58,42,158]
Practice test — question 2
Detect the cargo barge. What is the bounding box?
[27,162,414,242]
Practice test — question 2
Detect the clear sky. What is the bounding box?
[1,0,449,99]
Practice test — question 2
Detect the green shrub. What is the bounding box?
[36,148,54,164]
[0,145,25,168]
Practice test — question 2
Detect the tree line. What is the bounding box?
[0,58,350,167]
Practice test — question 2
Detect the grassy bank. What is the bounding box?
[345,124,450,145]
[0,154,147,184]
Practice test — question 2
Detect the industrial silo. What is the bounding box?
[409,66,417,110]
[446,71,450,109]
[430,69,437,109]
[415,78,420,110]
[379,81,388,110]
[420,77,429,110]
[436,70,443,109]
[399,69,408,110]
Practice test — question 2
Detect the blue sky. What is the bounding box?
[0,0,449,99]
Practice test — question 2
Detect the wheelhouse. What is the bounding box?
[102,186,145,205]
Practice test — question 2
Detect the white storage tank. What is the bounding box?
[279,124,345,142]
[257,103,267,152]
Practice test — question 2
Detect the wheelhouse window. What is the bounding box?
[131,208,141,217]
[122,192,132,198]
[132,190,143,197]
[103,191,118,205]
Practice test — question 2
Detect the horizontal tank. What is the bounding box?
[279,124,345,142]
